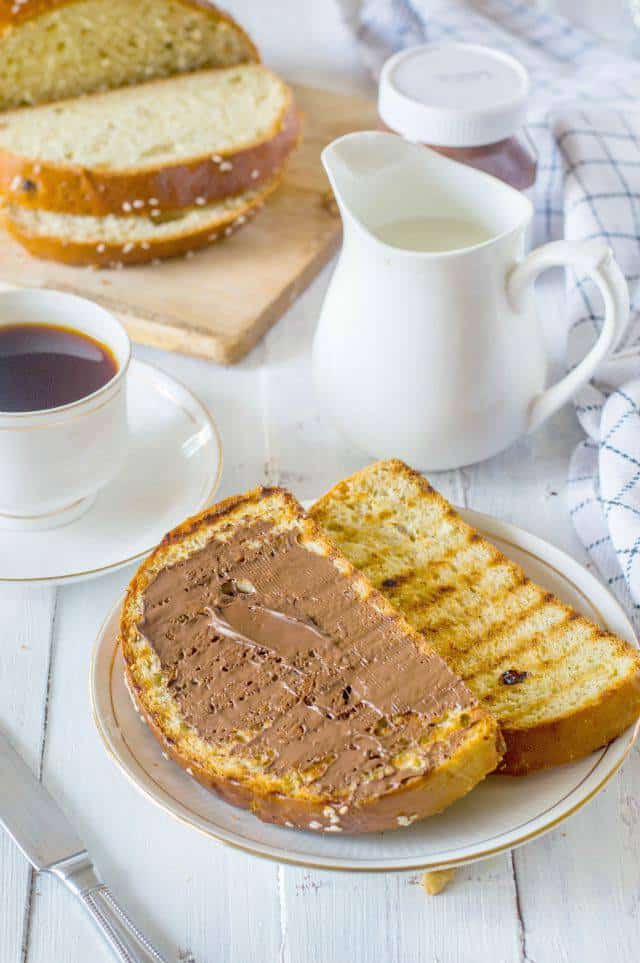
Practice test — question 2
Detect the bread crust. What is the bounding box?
[119,488,503,833]
[1,174,280,266]
[0,0,259,61]
[499,672,640,775]
[0,76,300,216]
[311,459,640,776]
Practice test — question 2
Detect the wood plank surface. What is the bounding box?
[0,85,378,365]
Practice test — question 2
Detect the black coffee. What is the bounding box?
[0,323,118,412]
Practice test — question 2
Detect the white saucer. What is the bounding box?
[0,360,222,585]
[90,507,639,873]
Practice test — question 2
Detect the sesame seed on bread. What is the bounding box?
[1,176,279,265]
[0,0,257,111]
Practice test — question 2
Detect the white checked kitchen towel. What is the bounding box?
[339,0,640,628]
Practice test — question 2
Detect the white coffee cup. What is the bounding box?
[0,289,130,530]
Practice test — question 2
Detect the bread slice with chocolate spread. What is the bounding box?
[120,488,503,834]
[311,460,640,775]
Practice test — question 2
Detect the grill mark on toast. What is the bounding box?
[374,552,504,605]
[503,641,614,724]
[462,610,574,685]
[491,620,625,724]
[413,568,529,640]
[351,523,473,575]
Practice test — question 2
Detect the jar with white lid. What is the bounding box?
[378,43,537,196]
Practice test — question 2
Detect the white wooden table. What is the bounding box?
[2,3,639,961]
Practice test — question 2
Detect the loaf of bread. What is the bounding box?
[0,66,299,216]
[0,0,257,110]
[120,487,503,833]
[1,178,278,265]
[311,460,640,775]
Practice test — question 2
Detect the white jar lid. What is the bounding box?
[379,43,530,147]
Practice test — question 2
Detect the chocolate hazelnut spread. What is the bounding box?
[138,521,475,803]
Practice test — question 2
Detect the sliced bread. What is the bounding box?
[0,66,299,216]
[120,487,503,833]
[311,460,640,775]
[0,0,257,110]
[1,178,278,266]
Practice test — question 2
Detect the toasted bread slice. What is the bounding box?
[311,460,640,775]
[1,178,279,266]
[0,66,299,216]
[0,0,258,111]
[120,487,502,833]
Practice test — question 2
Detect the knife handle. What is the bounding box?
[50,852,168,963]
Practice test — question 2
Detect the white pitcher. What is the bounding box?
[313,132,629,470]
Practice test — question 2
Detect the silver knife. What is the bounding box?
[0,728,168,963]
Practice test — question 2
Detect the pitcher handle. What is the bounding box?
[506,239,630,433]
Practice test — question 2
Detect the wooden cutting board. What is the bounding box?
[0,85,377,364]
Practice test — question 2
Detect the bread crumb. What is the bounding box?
[251,169,260,179]
[308,821,322,830]
[195,197,206,206]
[122,201,132,212]
[323,189,339,217]
[219,161,233,172]
[422,869,455,896]
[397,814,418,827]
[132,200,145,209]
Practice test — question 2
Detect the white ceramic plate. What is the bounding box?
[90,507,639,872]
[0,360,222,585]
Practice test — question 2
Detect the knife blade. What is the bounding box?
[0,727,168,962]
[0,728,86,870]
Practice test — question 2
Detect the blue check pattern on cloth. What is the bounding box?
[339,0,640,629]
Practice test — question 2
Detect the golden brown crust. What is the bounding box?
[119,487,503,833]
[0,86,300,216]
[500,672,640,775]
[126,661,501,833]
[311,459,640,776]
[0,174,281,266]
[0,0,259,62]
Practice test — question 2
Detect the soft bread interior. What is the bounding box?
[0,0,256,110]
[0,66,289,170]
